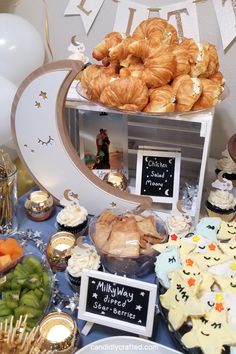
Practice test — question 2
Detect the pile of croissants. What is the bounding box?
[78,17,225,113]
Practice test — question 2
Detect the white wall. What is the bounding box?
[13,0,236,158]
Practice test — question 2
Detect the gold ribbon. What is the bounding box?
[42,0,54,61]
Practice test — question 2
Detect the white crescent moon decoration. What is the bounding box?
[11,60,152,215]
[164,189,169,196]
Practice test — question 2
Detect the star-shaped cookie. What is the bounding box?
[182,310,236,354]
[160,272,205,330]
[217,221,236,241]
[191,243,231,271]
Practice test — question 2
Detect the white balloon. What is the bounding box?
[0,76,17,145]
[0,14,45,86]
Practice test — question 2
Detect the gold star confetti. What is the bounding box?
[35,101,41,108]
[39,91,47,99]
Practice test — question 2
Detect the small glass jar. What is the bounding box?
[24,190,54,221]
[46,231,76,272]
[0,165,18,236]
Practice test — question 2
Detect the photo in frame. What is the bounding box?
[135,147,181,207]
[79,111,128,180]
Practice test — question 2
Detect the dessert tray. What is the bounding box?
[76,81,229,118]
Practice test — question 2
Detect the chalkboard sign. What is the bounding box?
[135,148,181,205]
[78,269,157,337]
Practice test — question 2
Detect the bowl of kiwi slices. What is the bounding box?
[0,252,53,331]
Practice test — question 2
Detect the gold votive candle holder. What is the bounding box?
[46,231,76,271]
[24,190,54,221]
[39,311,79,353]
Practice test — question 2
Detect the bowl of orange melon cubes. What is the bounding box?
[0,238,23,274]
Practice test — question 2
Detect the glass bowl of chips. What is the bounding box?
[89,208,168,277]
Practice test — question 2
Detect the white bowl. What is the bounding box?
[75,336,182,354]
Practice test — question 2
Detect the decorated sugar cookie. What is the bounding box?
[184,233,211,253]
[200,291,236,329]
[160,272,205,330]
[195,217,221,242]
[178,258,214,294]
[191,242,231,270]
[182,310,236,354]
[217,221,236,241]
[218,239,236,259]
[214,275,236,297]
[209,260,236,279]
[155,247,182,288]
[152,235,195,259]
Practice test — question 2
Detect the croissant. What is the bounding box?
[92,32,123,61]
[99,77,149,111]
[175,77,203,112]
[120,54,143,69]
[203,43,219,78]
[179,38,199,64]
[144,85,176,113]
[109,36,135,61]
[79,64,103,92]
[209,71,225,86]
[128,39,157,60]
[192,78,222,110]
[172,45,191,77]
[133,18,178,46]
[129,45,176,88]
[88,70,119,101]
[171,74,191,94]
[190,43,210,77]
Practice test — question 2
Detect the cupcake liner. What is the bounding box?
[206,207,236,222]
[67,264,103,291]
[57,218,88,235]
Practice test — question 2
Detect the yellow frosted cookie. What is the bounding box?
[182,311,236,354]
[160,272,205,330]
[191,242,231,270]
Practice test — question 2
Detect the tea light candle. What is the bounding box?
[24,190,54,221]
[39,312,78,353]
[46,231,76,271]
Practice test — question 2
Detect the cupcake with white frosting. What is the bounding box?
[66,243,101,288]
[56,200,88,235]
[166,213,193,238]
[206,189,236,222]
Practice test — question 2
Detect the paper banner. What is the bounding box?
[160,1,200,42]
[64,0,105,34]
[213,0,236,50]
[113,0,152,36]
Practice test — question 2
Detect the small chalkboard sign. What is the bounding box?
[135,147,181,205]
[78,269,157,337]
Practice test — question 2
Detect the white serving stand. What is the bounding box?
[66,94,214,225]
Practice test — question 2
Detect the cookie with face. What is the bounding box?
[160,272,205,330]
[184,233,211,253]
[178,258,214,294]
[200,291,236,329]
[155,247,182,288]
[153,234,195,259]
[195,217,221,242]
[214,275,236,297]
[218,240,236,259]
[182,310,236,354]
[217,221,236,241]
[191,242,231,271]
